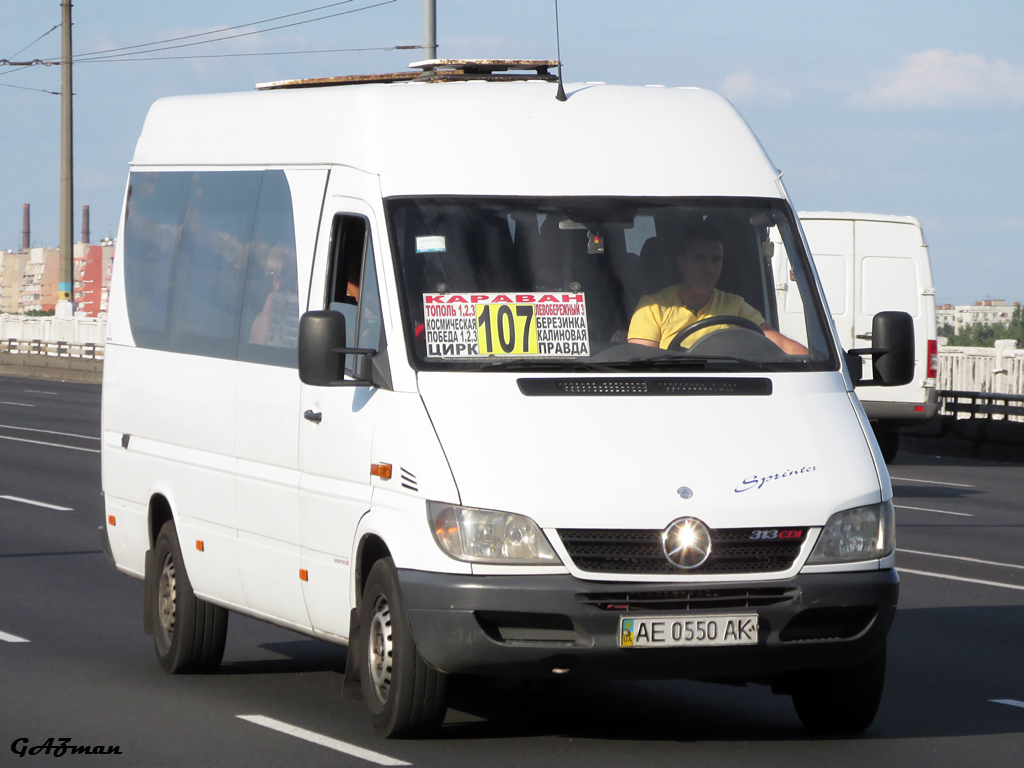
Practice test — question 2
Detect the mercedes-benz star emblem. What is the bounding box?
[662,517,712,569]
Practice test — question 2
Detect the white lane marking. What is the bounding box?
[238,716,410,766]
[23,390,59,395]
[0,401,33,407]
[894,504,974,518]
[0,629,30,643]
[900,568,1024,592]
[899,548,1024,571]
[0,496,73,511]
[0,435,100,454]
[0,423,99,440]
[991,699,1024,710]
[891,476,975,488]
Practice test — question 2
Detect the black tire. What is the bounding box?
[791,643,887,733]
[873,426,900,464]
[359,557,447,738]
[150,521,228,674]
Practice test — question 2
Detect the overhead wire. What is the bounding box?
[66,1,360,61]
[0,81,60,96]
[70,0,399,63]
[72,44,422,64]
[5,23,60,60]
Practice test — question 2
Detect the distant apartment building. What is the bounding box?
[0,250,29,314]
[73,240,115,317]
[19,247,60,313]
[937,299,1020,333]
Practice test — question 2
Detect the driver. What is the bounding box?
[627,223,808,355]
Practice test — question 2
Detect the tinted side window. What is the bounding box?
[121,169,301,366]
[238,171,300,367]
[169,172,261,359]
[122,172,191,350]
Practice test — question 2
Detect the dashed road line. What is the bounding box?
[0,630,30,643]
[0,496,73,511]
[0,424,99,440]
[900,568,1024,592]
[0,401,33,408]
[0,435,100,453]
[237,715,410,766]
[894,504,973,517]
[899,548,1024,571]
[991,699,1024,710]
[890,476,975,488]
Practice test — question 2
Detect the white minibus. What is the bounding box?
[100,60,914,737]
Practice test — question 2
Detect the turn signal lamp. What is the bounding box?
[927,339,938,379]
[370,463,392,480]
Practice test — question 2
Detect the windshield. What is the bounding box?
[386,197,837,373]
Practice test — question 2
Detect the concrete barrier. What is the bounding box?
[0,347,103,383]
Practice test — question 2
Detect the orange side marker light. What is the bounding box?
[370,463,393,480]
[107,515,116,526]
[196,540,205,552]
[299,569,309,582]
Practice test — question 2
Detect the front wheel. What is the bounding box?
[791,643,887,733]
[149,521,228,673]
[359,557,448,738]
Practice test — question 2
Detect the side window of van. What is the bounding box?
[122,169,300,366]
[169,172,261,359]
[237,171,300,367]
[325,214,384,363]
[122,172,192,351]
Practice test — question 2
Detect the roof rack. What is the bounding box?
[255,58,559,91]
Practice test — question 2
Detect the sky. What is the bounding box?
[2,0,1023,305]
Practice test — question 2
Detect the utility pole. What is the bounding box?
[58,0,74,318]
[423,0,436,60]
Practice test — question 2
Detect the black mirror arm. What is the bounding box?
[846,346,889,388]
[330,347,383,387]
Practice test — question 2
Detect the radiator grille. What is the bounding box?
[557,527,806,574]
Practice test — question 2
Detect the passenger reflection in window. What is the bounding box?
[249,244,299,347]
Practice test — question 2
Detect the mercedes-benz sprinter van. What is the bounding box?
[100,60,914,737]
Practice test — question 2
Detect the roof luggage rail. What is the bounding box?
[256,59,559,91]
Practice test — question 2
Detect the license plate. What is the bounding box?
[619,614,759,648]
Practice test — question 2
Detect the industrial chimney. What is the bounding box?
[22,204,30,251]
[82,205,90,244]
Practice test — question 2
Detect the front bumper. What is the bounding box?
[400,568,898,682]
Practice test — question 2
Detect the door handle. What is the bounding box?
[856,332,872,340]
[303,410,323,424]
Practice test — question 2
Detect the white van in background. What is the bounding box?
[773,212,938,461]
[100,61,915,738]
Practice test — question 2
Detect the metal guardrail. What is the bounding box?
[938,389,1024,421]
[2,338,105,360]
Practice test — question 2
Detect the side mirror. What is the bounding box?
[299,310,346,386]
[847,311,915,387]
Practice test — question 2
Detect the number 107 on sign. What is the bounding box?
[476,303,538,355]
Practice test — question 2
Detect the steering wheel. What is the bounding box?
[667,315,765,351]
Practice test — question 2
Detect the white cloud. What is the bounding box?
[851,50,1024,108]
[719,71,792,105]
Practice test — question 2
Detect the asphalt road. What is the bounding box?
[2,373,1023,766]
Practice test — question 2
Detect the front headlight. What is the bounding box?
[807,500,895,564]
[427,502,561,564]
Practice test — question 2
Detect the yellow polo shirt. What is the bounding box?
[628,286,766,349]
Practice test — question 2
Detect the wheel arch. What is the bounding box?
[148,493,174,550]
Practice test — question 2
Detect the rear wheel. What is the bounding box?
[791,643,887,733]
[150,521,228,673]
[359,557,448,738]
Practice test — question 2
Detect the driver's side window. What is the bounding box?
[325,214,384,369]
